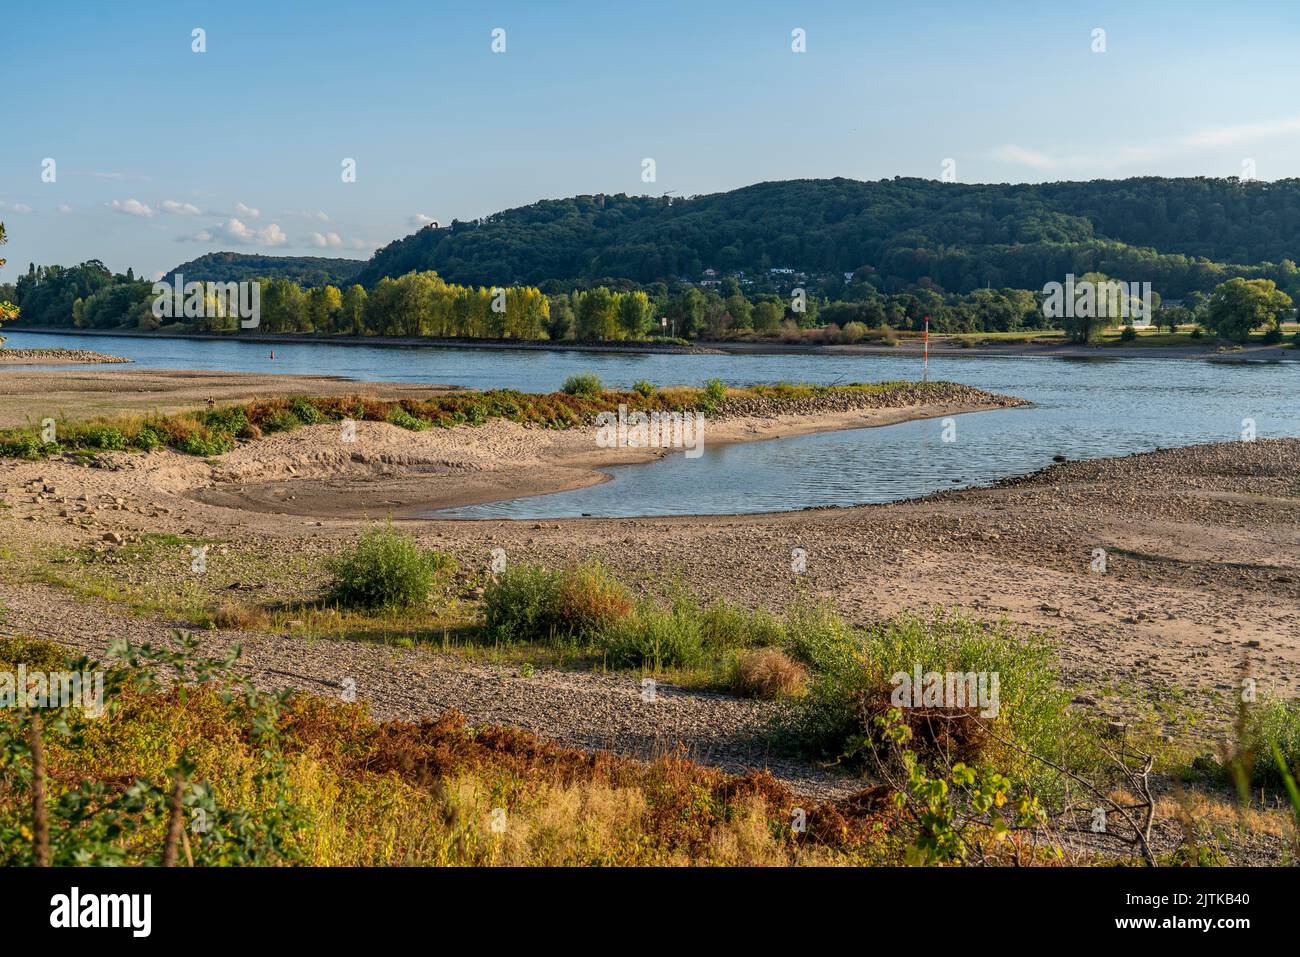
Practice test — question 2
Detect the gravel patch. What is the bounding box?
[0,580,864,801]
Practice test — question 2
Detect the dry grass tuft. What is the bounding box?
[212,602,271,630]
[728,647,808,699]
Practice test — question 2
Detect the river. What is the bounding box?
[5,330,1297,518]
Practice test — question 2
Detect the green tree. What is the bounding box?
[307,285,343,334]
[667,287,705,338]
[1051,271,1120,343]
[703,291,728,337]
[575,287,617,340]
[340,284,368,335]
[392,271,438,336]
[261,278,306,333]
[724,293,753,331]
[364,278,400,336]
[615,290,652,340]
[752,299,783,334]
[1204,278,1292,341]
[1159,303,1190,334]
[547,293,575,340]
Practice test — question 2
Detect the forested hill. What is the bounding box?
[165,252,365,287]
[353,177,1300,296]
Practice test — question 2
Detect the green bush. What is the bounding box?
[580,590,860,675]
[290,398,324,425]
[596,598,706,669]
[325,526,451,609]
[698,600,782,651]
[841,321,869,344]
[260,410,302,434]
[1119,325,1138,341]
[632,380,657,398]
[176,432,236,457]
[702,378,727,407]
[0,432,47,459]
[561,373,603,398]
[385,405,431,431]
[200,406,250,436]
[1238,698,1300,788]
[1261,326,1284,345]
[553,563,634,639]
[781,601,860,673]
[780,610,1073,786]
[482,562,632,644]
[483,564,562,641]
[78,426,128,451]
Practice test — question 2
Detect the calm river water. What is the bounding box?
[5,331,1296,518]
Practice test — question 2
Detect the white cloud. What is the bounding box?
[108,198,154,217]
[56,204,73,214]
[1181,116,1300,150]
[233,202,261,218]
[308,231,344,248]
[408,213,439,227]
[988,145,1057,170]
[991,113,1300,174]
[229,219,284,245]
[285,209,330,221]
[182,219,287,246]
[0,201,34,214]
[86,171,150,182]
[161,199,202,216]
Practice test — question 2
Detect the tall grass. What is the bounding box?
[0,635,889,866]
[1236,697,1300,788]
[481,565,792,675]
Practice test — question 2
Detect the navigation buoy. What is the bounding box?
[270,350,276,360]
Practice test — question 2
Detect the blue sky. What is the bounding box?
[4,0,1300,279]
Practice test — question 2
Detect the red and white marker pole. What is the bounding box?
[922,315,929,384]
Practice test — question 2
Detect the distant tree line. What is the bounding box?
[3,257,1292,345]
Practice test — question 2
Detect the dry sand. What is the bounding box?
[0,368,457,429]
[193,400,1006,515]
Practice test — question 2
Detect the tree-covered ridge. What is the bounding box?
[354,177,1300,295]
[5,177,1298,345]
[165,252,365,287]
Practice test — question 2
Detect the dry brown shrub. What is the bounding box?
[856,680,989,764]
[212,603,270,630]
[729,647,808,699]
[553,564,634,638]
